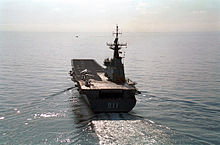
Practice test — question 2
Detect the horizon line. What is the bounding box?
[1,30,220,33]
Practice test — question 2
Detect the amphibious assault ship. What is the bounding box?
[70,25,139,113]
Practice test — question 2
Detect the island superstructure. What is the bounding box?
[70,25,139,113]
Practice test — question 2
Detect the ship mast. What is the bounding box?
[107,25,127,59]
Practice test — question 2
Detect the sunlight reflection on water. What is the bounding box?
[92,119,171,145]
[0,32,220,144]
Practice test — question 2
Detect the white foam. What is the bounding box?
[92,120,170,144]
[27,118,32,121]
[40,112,59,118]
[0,117,5,120]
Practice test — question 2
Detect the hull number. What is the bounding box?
[108,102,119,109]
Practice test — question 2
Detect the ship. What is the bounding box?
[69,25,140,113]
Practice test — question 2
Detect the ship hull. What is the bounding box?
[80,90,136,113]
[70,59,138,113]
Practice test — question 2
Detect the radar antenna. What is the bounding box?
[107,25,127,59]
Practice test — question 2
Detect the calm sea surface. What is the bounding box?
[0,31,220,144]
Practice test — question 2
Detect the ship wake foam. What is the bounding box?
[92,119,172,145]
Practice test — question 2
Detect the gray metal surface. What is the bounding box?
[71,59,104,81]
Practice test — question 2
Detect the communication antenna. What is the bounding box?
[106,25,127,59]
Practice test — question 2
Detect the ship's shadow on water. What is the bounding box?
[67,88,175,145]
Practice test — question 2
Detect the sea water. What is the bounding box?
[0,31,220,144]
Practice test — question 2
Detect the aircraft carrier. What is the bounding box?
[70,25,139,113]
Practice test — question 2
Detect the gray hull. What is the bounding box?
[80,89,136,113]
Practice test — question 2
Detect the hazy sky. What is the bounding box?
[0,0,220,32]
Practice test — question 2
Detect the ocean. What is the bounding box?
[0,31,220,144]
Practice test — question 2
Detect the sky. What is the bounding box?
[0,0,220,32]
